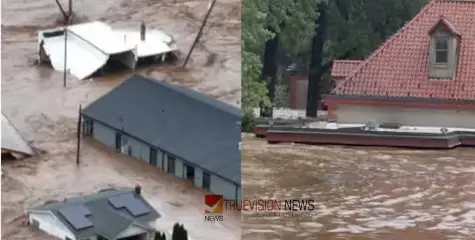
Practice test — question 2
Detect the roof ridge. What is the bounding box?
[332,0,437,94]
[136,75,240,118]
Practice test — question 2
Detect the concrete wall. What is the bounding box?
[333,104,475,128]
[29,212,76,240]
[90,120,241,201]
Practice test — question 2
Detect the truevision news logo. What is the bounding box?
[204,194,316,221]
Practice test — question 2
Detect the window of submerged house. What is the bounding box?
[435,36,449,64]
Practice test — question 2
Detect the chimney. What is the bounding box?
[140,21,146,41]
[134,185,141,196]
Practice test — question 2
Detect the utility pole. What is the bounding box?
[68,0,73,18]
[76,104,82,165]
[63,15,71,88]
[63,23,68,87]
[182,0,217,68]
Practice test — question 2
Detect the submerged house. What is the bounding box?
[326,0,475,128]
[81,75,241,200]
[38,21,178,80]
[290,0,475,129]
[28,187,161,240]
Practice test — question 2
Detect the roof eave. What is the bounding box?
[324,94,475,104]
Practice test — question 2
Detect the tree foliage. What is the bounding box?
[242,0,319,113]
[171,223,188,240]
[154,231,167,240]
[242,0,273,112]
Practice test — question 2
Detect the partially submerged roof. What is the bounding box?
[30,188,160,240]
[331,0,475,101]
[82,75,241,185]
[1,113,34,157]
[38,21,178,80]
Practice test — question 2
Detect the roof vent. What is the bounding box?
[440,128,448,134]
[363,120,379,131]
[135,185,141,196]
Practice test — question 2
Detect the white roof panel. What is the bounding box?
[1,113,34,156]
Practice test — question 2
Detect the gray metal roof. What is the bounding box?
[82,75,241,185]
[31,189,160,239]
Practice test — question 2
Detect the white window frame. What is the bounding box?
[434,35,449,64]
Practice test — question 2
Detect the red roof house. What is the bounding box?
[322,0,475,128]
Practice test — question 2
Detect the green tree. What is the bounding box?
[154,231,166,240]
[171,223,188,240]
[242,0,274,113]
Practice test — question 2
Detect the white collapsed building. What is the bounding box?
[37,21,179,80]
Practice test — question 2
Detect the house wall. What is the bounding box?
[126,136,150,164]
[93,121,116,148]
[289,76,327,110]
[295,80,308,110]
[89,119,241,201]
[210,175,239,201]
[115,224,148,240]
[333,104,475,128]
[92,121,164,169]
[29,212,76,240]
[194,167,203,188]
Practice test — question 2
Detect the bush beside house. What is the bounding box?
[172,223,188,240]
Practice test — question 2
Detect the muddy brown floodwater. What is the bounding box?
[1,0,240,239]
[242,134,475,240]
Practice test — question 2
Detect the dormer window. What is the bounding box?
[427,17,460,80]
[434,36,449,64]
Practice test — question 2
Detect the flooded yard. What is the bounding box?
[1,0,240,239]
[242,134,475,240]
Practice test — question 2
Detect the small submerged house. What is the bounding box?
[38,21,178,80]
[28,187,161,240]
[81,75,241,200]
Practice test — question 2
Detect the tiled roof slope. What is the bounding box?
[332,0,475,101]
[331,60,363,78]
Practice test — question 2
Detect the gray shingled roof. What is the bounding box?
[30,189,160,239]
[81,75,241,185]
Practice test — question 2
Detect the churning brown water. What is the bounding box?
[242,134,475,240]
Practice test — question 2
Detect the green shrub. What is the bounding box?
[154,231,166,240]
[241,110,256,133]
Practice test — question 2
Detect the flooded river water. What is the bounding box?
[1,0,240,239]
[242,134,475,240]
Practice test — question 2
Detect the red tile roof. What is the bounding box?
[331,60,363,78]
[332,0,475,101]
